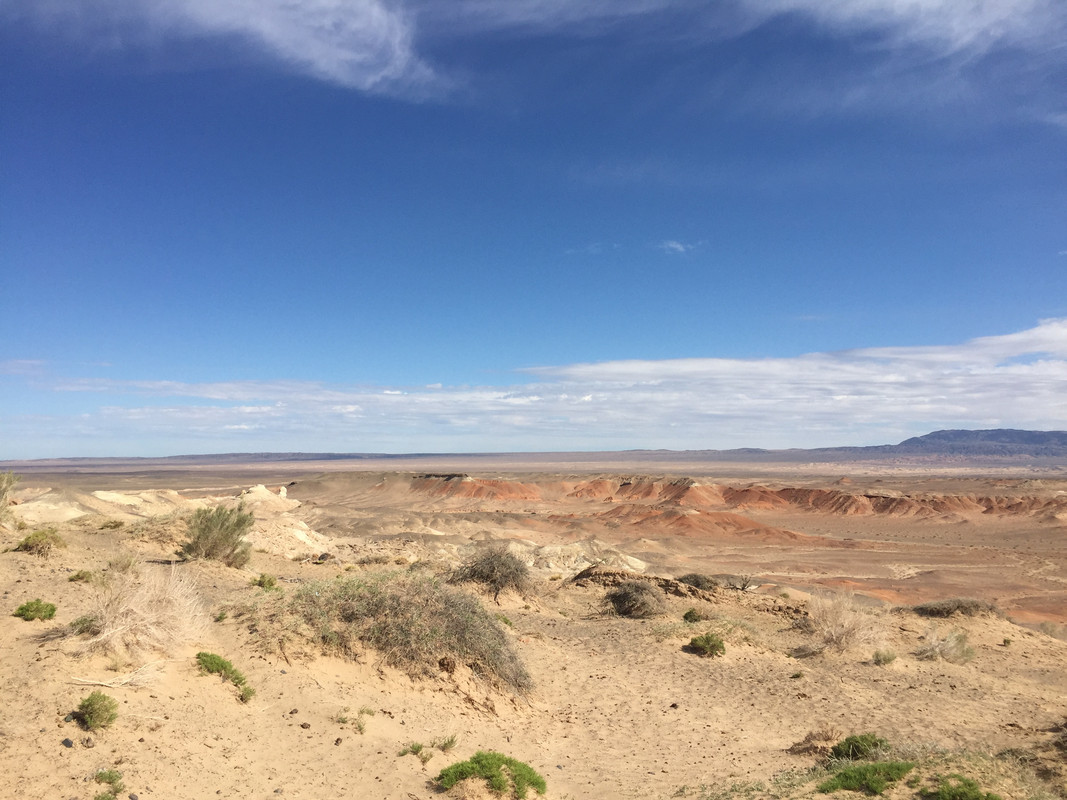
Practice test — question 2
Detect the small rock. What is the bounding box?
[129,794,139,800]
[300,722,310,730]
[289,709,298,715]
[64,713,74,722]
[334,738,342,746]
[81,737,95,748]
[61,738,74,748]
[280,669,287,674]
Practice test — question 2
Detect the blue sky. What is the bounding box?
[1,0,1065,458]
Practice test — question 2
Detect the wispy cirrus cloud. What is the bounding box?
[5,0,1064,99]
[3,320,1065,458]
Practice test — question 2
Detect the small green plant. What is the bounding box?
[872,649,897,665]
[830,733,888,761]
[77,690,118,731]
[605,580,666,618]
[180,504,254,568]
[918,773,1003,800]
[1001,638,1011,647]
[437,751,547,798]
[69,614,102,635]
[93,768,125,799]
[99,519,125,530]
[451,547,532,601]
[495,613,513,627]
[13,527,66,557]
[432,734,458,752]
[68,570,94,582]
[214,609,228,623]
[196,651,254,702]
[687,632,726,657]
[818,761,915,794]
[683,608,706,624]
[13,598,56,621]
[790,671,804,679]
[400,741,433,763]
[251,573,279,590]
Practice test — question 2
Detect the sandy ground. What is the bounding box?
[2,463,1066,799]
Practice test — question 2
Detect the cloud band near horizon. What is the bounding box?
[2,319,1065,458]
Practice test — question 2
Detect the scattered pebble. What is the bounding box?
[289,709,298,715]
[81,737,95,748]
[61,738,73,748]
[300,722,310,730]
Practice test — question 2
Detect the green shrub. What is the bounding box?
[13,528,65,557]
[604,580,666,618]
[677,573,719,591]
[251,573,279,590]
[68,570,94,582]
[919,774,1003,800]
[818,761,915,795]
[872,649,897,665]
[437,751,547,799]
[830,733,888,761]
[77,691,118,731]
[13,598,56,621]
[278,573,531,692]
[451,547,532,601]
[196,651,254,702]
[688,632,726,657]
[93,768,125,799]
[913,598,999,618]
[180,505,253,568]
[683,608,706,623]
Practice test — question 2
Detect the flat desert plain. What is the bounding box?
[2,457,1066,799]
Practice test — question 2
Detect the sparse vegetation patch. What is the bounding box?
[830,733,889,761]
[13,598,56,621]
[687,632,726,657]
[436,751,547,798]
[913,598,1000,618]
[253,572,532,692]
[93,768,125,800]
[917,628,975,664]
[677,573,719,591]
[806,592,884,652]
[196,651,255,702]
[818,761,915,795]
[918,773,1004,800]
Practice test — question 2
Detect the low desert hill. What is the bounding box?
[1,465,1065,799]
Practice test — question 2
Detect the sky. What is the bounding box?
[1,0,1066,459]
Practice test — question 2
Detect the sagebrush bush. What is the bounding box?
[437,751,546,798]
[604,580,666,618]
[688,632,726,657]
[677,573,719,591]
[451,547,532,601]
[683,608,706,624]
[872,648,897,666]
[831,733,888,760]
[251,573,279,590]
[77,690,118,731]
[259,572,531,691]
[13,527,65,557]
[67,566,206,656]
[917,628,974,664]
[807,592,884,652]
[180,504,254,567]
[93,768,125,799]
[14,598,56,621]
[913,598,1000,618]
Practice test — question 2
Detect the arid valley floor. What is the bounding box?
[2,455,1066,799]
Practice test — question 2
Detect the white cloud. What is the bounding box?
[6,0,1063,95]
[658,240,694,254]
[4,319,1065,457]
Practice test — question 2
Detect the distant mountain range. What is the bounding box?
[3,429,1066,470]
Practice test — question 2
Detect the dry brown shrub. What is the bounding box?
[69,566,206,657]
[604,580,666,619]
[916,627,974,664]
[807,592,884,652]
[788,724,844,757]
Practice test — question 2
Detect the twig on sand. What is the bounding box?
[71,659,175,687]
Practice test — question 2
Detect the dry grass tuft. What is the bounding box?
[68,566,206,657]
[916,627,975,664]
[788,724,845,757]
[806,592,885,652]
